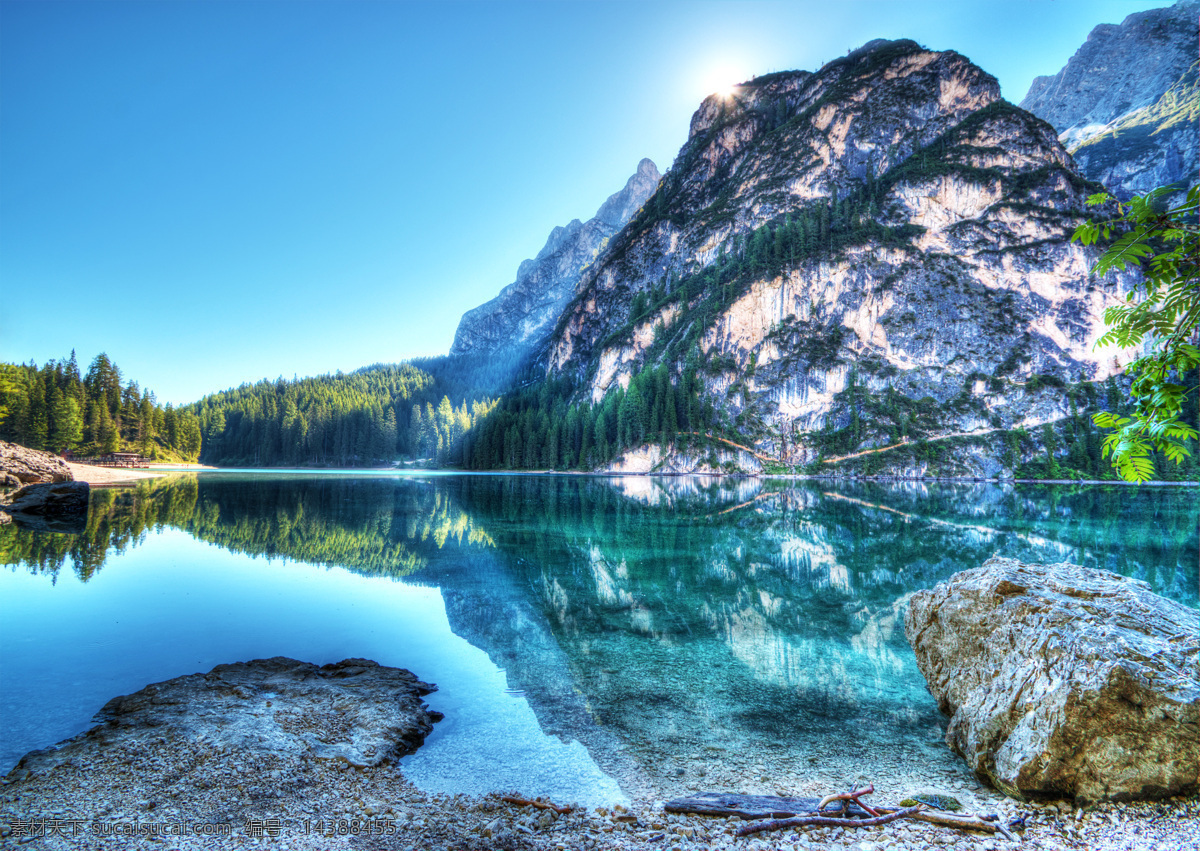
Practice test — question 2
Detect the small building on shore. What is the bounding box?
[101,452,146,467]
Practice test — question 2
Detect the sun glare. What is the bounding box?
[700,62,747,101]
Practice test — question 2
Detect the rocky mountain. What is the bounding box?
[450,158,661,361]
[535,39,1140,477]
[1020,0,1198,200]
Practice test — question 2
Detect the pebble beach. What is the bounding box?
[3,726,1198,850]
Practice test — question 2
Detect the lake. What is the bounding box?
[1,473,1196,807]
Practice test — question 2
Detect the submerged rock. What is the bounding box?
[10,657,442,778]
[904,557,1199,803]
[2,480,90,534]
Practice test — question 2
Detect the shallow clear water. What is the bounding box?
[1,473,1196,804]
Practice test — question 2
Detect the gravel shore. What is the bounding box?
[3,737,1197,850]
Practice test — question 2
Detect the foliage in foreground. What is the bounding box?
[1074,185,1199,482]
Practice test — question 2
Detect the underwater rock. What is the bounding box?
[905,557,1199,802]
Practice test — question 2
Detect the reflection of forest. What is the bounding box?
[182,476,492,578]
[2,473,1195,796]
[0,475,493,581]
[0,477,200,581]
[3,473,1193,603]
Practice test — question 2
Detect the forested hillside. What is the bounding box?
[465,361,715,470]
[0,352,201,461]
[189,360,499,467]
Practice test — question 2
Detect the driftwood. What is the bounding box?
[500,795,573,815]
[736,805,925,837]
[667,788,1015,841]
[663,792,872,819]
[880,807,1011,838]
[817,782,880,816]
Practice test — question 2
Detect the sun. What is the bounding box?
[700,63,747,101]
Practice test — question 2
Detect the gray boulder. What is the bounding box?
[905,557,1199,803]
[0,440,73,487]
[3,480,90,533]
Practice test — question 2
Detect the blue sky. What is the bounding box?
[0,0,1166,403]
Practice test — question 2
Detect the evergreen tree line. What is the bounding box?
[1013,374,1200,482]
[0,352,201,460]
[189,363,497,467]
[190,169,930,473]
[465,362,716,470]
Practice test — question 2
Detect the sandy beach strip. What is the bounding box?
[66,462,166,486]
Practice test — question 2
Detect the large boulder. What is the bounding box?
[2,480,90,533]
[905,557,1199,803]
[0,440,73,488]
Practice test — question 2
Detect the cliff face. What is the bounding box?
[542,40,1135,474]
[1019,0,1198,200]
[450,159,661,360]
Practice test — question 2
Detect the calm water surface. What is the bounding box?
[1,473,1196,804]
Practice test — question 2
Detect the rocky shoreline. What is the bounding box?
[3,656,1198,850]
[4,742,1198,851]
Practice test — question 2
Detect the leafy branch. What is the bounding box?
[1073,185,1199,482]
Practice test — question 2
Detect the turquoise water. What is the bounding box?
[1,473,1196,804]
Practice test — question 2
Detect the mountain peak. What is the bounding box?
[1019,0,1198,199]
[594,159,662,227]
[449,159,660,359]
[1020,0,1197,143]
[540,36,1127,477]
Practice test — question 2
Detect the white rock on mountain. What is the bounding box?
[450,158,661,361]
[544,40,1138,474]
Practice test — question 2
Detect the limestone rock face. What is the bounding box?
[904,557,1199,802]
[0,440,73,487]
[12,657,441,777]
[1,481,90,533]
[450,158,661,361]
[543,39,1137,475]
[1020,0,1198,199]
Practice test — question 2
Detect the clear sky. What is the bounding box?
[0,0,1167,404]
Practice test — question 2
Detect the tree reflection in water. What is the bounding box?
[4,473,1194,797]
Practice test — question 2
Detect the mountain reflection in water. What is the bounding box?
[2,473,1195,799]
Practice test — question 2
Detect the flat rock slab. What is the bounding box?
[11,657,441,779]
[905,557,1199,803]
[2,659,447,845]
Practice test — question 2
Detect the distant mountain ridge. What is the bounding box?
[450,159,661,361]
[1019,0,1198,199]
